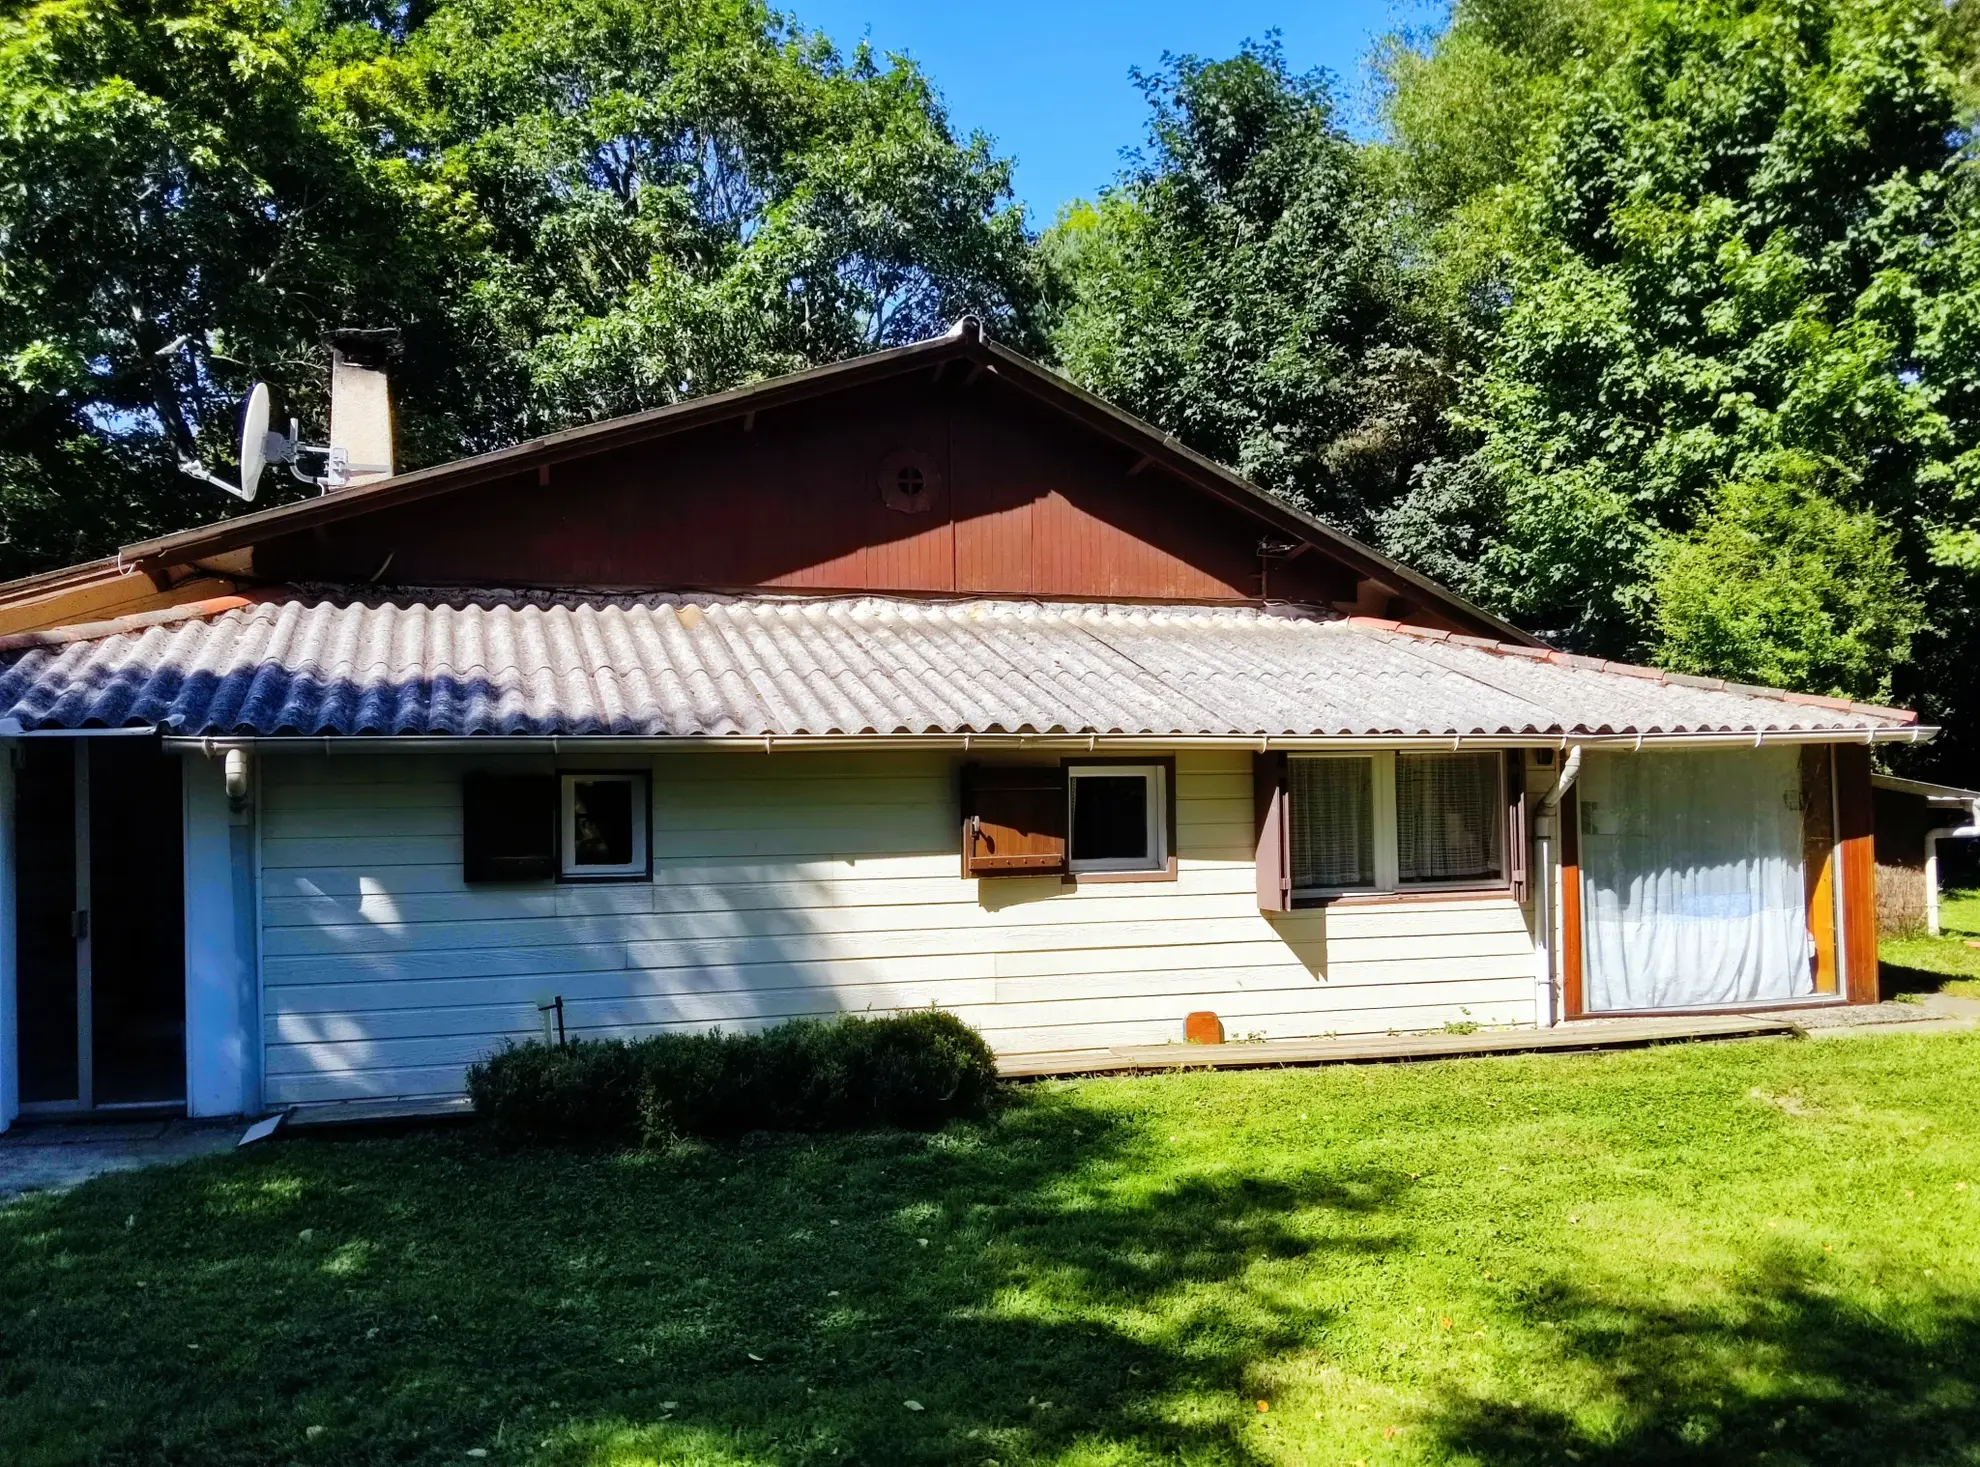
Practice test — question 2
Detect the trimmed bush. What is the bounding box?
[467,1010,1000,1146]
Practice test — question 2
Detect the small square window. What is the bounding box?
[462,773,557,883]
[1067,764,1166,874]
[561,772,649,880]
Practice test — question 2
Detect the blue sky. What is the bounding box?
[791,1,1445,224]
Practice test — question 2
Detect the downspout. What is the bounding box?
[1530,746,1584,1029]
[1925,797,1980,937]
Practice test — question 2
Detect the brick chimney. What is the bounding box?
[327,333,396,487]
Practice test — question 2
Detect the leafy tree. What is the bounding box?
[0,0,456,576]
[1651,466,1926,696]
[0,0,1038,579]
[337,0,1040,436]
[1377,0,1980,753]
[1043,40,1447,538]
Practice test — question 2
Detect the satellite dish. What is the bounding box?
[176,379,322,501]
[238,382,271,501]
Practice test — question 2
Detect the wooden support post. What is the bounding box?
[1800,745,1840,994]
[1833,743,1880,1004]
[1560,785,1584,1018]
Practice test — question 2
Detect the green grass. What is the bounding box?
[6,1035,1980,1465]
[1882,887,1980,998]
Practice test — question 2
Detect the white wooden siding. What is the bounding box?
[258,751,1537,1104]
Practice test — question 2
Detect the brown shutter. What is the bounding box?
[961,763,1067,876]
[1506,750,1529,903]
[1254,751,1291,912]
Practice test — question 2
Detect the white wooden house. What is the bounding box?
[0,324,1919,1123]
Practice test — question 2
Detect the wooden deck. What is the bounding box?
[264,1015,1801,1134]
[995,1013,1801,1079]
[285,1094,475,1131]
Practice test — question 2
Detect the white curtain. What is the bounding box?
[1581,747,1816,1011]
[1397,751,1502,883]
[1290,757,1374,889]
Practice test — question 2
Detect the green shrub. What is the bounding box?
[467,1011,1000,1147]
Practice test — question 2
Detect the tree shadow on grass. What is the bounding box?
[1879,961,1965,999]
[16,1083,1977,1466]
[1422,1261,1980,1465]
[0,1089,1408,1467]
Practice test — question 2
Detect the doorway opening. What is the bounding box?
[16,738,185,1113]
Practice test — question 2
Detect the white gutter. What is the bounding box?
[1529,747,1584,1030]
[0,720,158,738]
[1926,797,1980,936]
[161,727,1937,755]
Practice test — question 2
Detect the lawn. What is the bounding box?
[1882,886,1980,999]
[5,1034,1980,1466]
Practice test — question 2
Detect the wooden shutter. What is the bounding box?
[463,773,558,882]
[1505,751,1529,903]
[961,764,1067,876]
[1254,751,1291,912]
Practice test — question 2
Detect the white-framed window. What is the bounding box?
[1067,763,1167,874]
[560,772,650,880]
[1290,751,1504,899]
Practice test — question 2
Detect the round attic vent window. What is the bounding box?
[878,449,940,514]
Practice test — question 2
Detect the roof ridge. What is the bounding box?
[0,590,1334,657]
[1343,616,1918,726]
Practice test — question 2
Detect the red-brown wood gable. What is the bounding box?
[250,370,1359,605]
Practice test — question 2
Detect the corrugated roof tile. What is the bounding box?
[0,593,1918,740]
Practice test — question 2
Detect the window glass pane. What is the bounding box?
[1071,774,1149,862]
[1290,758,1374,888]
[1397,752,1502,883]
[572,780,635,867]
[466,775,557,881]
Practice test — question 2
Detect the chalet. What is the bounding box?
[0,321,1927,1125]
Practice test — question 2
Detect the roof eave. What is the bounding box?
[128,726,1936,749]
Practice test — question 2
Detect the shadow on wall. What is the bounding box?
[257,746,1400,1102]
[260,753,982,1102]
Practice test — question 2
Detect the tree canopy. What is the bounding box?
[1043,41,1448,539]
[4,0,1979,768]
[1046,0,1980,771]
[0,0,1035,577]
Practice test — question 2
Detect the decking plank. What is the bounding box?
[994,1015,1801,1078]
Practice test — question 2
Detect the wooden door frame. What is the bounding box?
[1833,743,1881,1004]
[1561,742,1876,1019]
